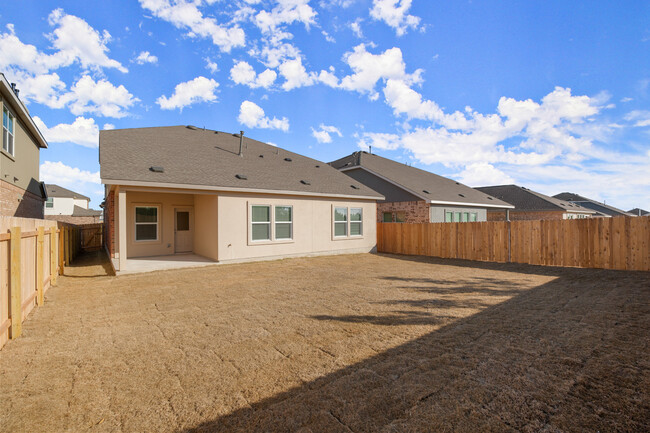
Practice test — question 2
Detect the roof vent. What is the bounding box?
[458,193,465,197]
[284,157,292,162]
[259,154,264,158]
[300,180,311,185]
[186,125,198,130]
[423,189,430,194]
[149,166,164,173]
[315,165,320,168]
[455,182,460,185]
[235,174,248,180]
[350,185,360,190]
[487,196,493,200]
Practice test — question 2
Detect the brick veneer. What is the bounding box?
[0,179,44,218]
[104,189,115,257]
[378,200,430,223]
[487,210,569,221]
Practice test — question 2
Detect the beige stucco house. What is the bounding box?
[0,73,48,218]
[100,126,383,273]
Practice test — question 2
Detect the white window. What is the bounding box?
[3,106,15,156]
[470,212,477,222]
[135,206,159,241]
[445,211,453,223]
[250,204,293,242]
[334,207,363,238]
[45,197,54,208]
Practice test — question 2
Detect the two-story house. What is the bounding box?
[0,73,48,218]
[44,184,102,224]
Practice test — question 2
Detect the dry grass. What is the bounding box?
[0,251,648,432]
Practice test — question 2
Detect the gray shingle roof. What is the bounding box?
[476,185,596,213]
[329,152,513,208]
[99,126,382,200]
[45,184,90,201]
[553,192,635,217]
[628,208,649,216]
[71,206,102,217]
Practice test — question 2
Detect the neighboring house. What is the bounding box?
[0,73,48,218]
[628,208,649,217]
[44,184,103,224]
[476,185,596,220]
[329,151,513,223]
[553,192,635,217]
[100,126,383,272]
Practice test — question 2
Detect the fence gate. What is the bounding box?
[80,223,103,252]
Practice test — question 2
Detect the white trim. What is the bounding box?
[134,205,160,242]
[247,202,295,245]
[102,178,383,201]
[331,205,364,240]
[0,74,48,148]
[339,166,514,209]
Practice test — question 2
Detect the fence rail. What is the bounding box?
[377,216,650,271]
[1,217,83,349]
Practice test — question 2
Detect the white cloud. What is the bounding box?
[625,110,650,127]
[156,76,219,110]
[311,124,342,143]
[278,57,316,90]
[134,50,158,64]
[139,0,245,52]
[370,0,421,36]
[358,132,401,150]
[252,42,302,68]
[238,100,289,131]
[339,44,423,99]
[455,163,514,187]
[230,61,277,89]
[205,58,219,73]
[33,116,99,147]
[66,75,138,118]
[322,30,335,43]
[254,0,317,34]
[349,18,363,38]
[40,161,101,186]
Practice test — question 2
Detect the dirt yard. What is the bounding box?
[0,252,648,432]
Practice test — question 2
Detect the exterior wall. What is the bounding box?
[45,214,101,225]
[125,191,195,258]
[378,200,429,223]
[0,96,42,198]
[45,197,91,215]
[342,168,420,202]
[104,187,115,257]
[217,192,377,263]
[193,194,218,260]
[0,178,44,218]
[73,198,89,209]
[430,205,487,222]
[487,210,566,221]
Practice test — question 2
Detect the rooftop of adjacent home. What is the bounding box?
[99,126,383,200]
[476,185,597,213]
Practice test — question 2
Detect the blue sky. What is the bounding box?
[1,0,649,211]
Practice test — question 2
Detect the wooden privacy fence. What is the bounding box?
[1,217,82,349]
[80,223,103,252]
[377,216,650,271]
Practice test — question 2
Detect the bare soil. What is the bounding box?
[0,252,648,432]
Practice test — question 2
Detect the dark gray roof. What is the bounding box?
[71,206,102,217]
[628,208,649,216]
[476,185,596,213]
[45,184,90,201]
[553,192,635,217]
[329,152,513,208]
[99,126,382,199]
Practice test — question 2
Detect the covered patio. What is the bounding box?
[118,253,217,274]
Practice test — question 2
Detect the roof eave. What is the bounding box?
[0,74,48,149]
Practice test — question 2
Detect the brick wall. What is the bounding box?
[487,210,567,221]
[45,215,101,225]
[378,200,430,223]
[0,179,44,218]
[104,189,115,257]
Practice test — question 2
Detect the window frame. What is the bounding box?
[3,105,15,157]
[332,205,364,240]
[248,203,294,245]
[45,197,54,208]
[134,205,160,243]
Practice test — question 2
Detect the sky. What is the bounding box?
[1,0,649,211]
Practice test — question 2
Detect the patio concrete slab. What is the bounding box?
[119,253,217,274]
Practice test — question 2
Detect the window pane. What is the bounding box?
[252,205,270,222]
[470,213,477,222]
[3,108,7,128]
[275,206,292,222]
[176,211,190,231]
[396,211,405,223]
[136,224,157,241]
[334,207,347,222]
[350,208,362,221]
[46,198,53,208]
[445,211,453,223]
[7,113,12,132]
[334,222,347,236]
[8,134,13,155]
[350,221,362,236]
[136,207,157,223]
[454,212,460,222]
[462,212,468,222]
[252,223,270,240]
[275,222,292,239]
[383,212,392,222]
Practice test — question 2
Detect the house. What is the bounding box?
[0,73,48,218]
[329,151,513,223]
[628,208,649,217]
[44,184,103,224]
[100,126,383,273]
[475,185,596,220]
[553,192,635,217]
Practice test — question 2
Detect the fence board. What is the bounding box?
[377,216,649,271]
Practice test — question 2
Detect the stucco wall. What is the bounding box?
[193,194,218,260]
[217,193,377,262]
[430,205,487,222]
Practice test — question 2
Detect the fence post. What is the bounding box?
[64,227,69,266]
[50,227,57,285]
[37,227,44,306]
[507,221,512,263]
[58,227,64,275]
[10,227,22,339]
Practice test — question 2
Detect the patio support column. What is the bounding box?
[118,188,127,271]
